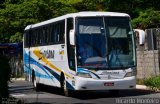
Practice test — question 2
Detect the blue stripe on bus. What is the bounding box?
[66,81,74,90]
[24,63,51,79]
[77,68,100,79]
[23,50,74,90]
[43,65,74,90]
[23,51,54,80]
[24,51,58,81]
[43,65,60,81]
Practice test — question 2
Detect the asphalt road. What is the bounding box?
[8,80,160,104]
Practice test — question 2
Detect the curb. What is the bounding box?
[136,85,148,90]
[11,78,25,81]
[136,85,160,92]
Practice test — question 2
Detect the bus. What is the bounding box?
[23,12,139,96]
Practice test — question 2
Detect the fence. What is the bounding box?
[0,43,23,78]
[9,55,23,78]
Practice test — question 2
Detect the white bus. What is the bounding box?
[24,12,138,96]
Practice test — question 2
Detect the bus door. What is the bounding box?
[67,18,76,74]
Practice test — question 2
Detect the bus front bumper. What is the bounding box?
[74,76,136,90]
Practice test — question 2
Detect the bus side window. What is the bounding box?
[30,30,34,47]
[24,31,29,48]
[59,20,65,43]
[54,20,65,44]
[54,23,59,43]
[48,25,52,45]
[39,28,43,46]
[42,27,46,45]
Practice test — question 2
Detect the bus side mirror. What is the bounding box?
[134,29,145,45]
[69,29,75,46]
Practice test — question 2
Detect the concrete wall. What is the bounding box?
[137,50,160,79]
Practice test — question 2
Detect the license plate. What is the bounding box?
[104,82,114,86]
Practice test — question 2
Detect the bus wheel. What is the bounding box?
[62,80,70,97]
[62,80,72,97]
[32,72,39,91]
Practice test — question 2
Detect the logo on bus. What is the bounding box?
[101,71,119,75]
[41,50,54,59]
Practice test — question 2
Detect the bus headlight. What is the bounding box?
[76,72,92,78]
[125,70,137,77]
[125,72,133,77]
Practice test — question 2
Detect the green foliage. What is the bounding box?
[132,9,160,29]
[136,78,145,85]
[0,0,160,43]
[144,76,160,91]
[0,55,11,98]
[10,32,22,42]
[71,0,106,11]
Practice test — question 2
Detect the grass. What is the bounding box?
[136,78,145,85]
[144,76,160,91]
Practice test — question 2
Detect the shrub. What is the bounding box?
[136,79,145,85]
[144,76,160,91]
[0,55,11,98]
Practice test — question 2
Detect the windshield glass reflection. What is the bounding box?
[76,17,135,69]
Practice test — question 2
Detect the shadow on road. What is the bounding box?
[9,86,33,94]
[9,81,158,100]
[38,84,157,99]
[71,89,157,99]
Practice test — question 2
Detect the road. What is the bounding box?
[8,80,160,104]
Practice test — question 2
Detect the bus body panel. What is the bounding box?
[75,76,136,90]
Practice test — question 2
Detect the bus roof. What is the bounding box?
[25,11,130,30]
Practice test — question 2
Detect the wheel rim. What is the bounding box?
[63,80,67,91]
[63,80,68,96]
[33,77,37,88]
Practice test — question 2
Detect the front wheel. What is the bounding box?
[62,79,72,97]
[63,80,69,96]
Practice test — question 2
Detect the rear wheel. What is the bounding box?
[32,71,39,91]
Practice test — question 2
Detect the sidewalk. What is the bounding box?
[136,85,148,90]
[136,85,160,92]
[11,78,25,81]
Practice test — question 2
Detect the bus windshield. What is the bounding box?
[76,17,135,69]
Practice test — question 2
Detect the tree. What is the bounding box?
[0,0,160,43]
[0,0,53,43]
[10,32,22,43]
[132,9,160,29]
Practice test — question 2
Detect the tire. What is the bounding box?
[32,72,39,91]
[63,80,69,96]
[61,79,72,97]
